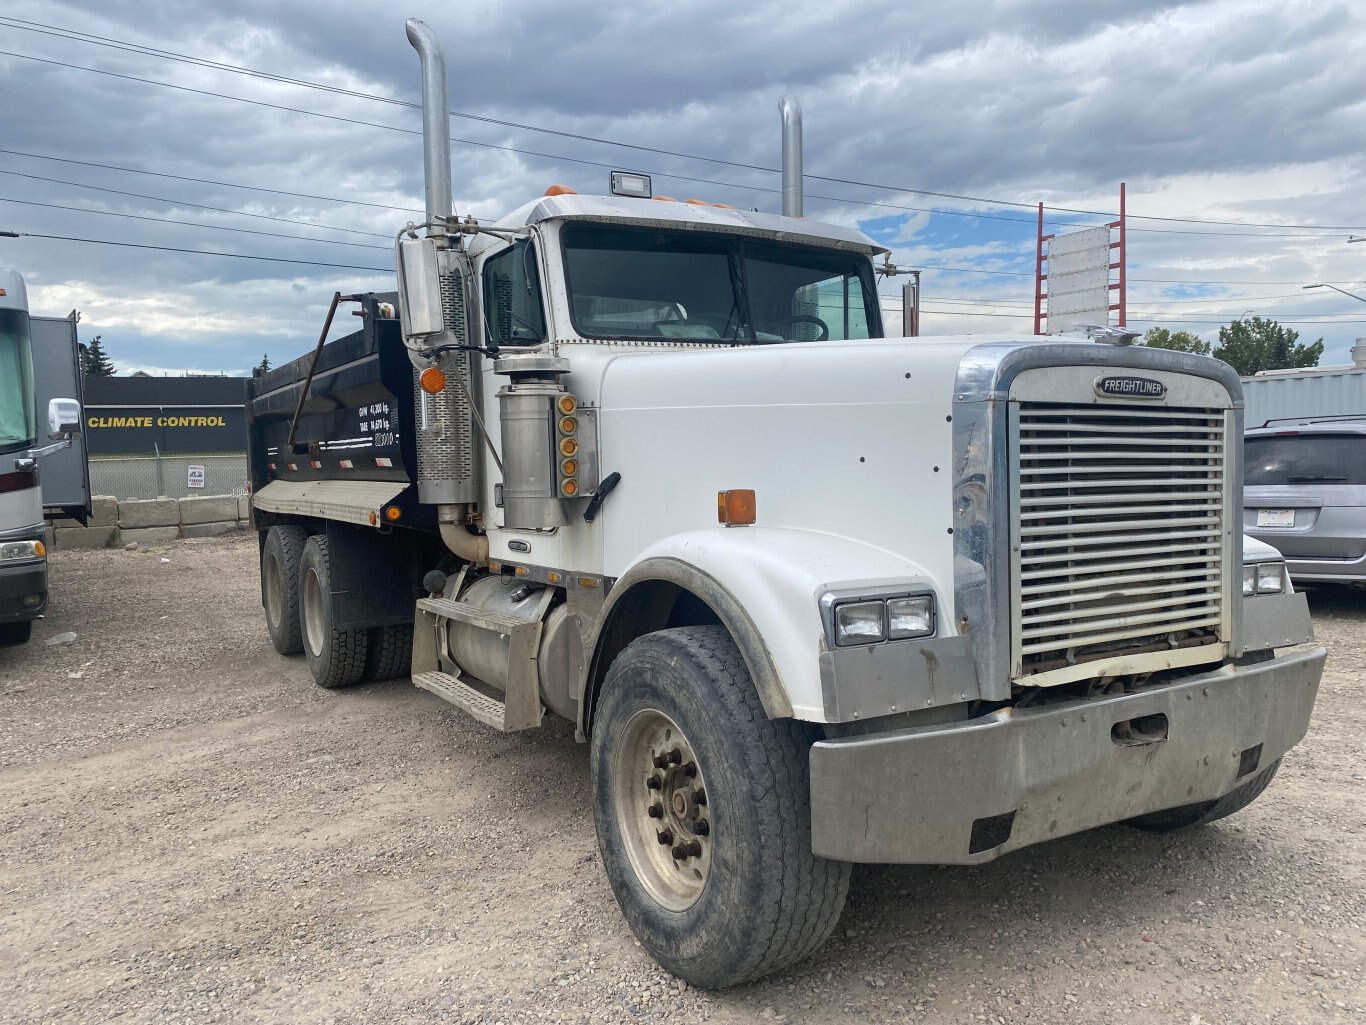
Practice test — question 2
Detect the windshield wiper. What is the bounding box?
[1286,474,1348,482]
[723,250,751,344]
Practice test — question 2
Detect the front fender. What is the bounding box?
[594,527,949,724]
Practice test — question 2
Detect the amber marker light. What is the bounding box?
[557,394,577,415]
[558,415,578,435]
[368,511,378,526]
[561,479,579,497]
[559,437,578,457]
[718,489,757,526]
[384,505,402,522]
[33,540,45,557]
[544,184,578,196]
[561,458,579,476]
[419,367,446,394]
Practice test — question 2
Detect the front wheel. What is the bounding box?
[590,626,850,989]
[0,620,33,645]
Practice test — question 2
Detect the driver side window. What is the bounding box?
[482,240,547,346]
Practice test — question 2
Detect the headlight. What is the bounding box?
[0,540,44,561]
[1243,561,1289,596]
[887,596,935,639]
[834,601,886,646]
[827,591,937,647]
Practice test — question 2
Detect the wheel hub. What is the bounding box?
[612,709,712,911]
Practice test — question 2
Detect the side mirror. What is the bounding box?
[48,397,81,439]
[396,237,446,340]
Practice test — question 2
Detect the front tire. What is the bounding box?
[1126,758,1281,832]
[0,620,33,645]
[590,626,850,989]
[298,535,368,689]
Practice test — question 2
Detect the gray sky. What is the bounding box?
[2,0,1364,374]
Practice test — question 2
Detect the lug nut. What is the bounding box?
[671,842,689,861]
[692,820,710,836]
[652,753,669,769]
[682,762,697,778]
[647,803,663,819]
[656,828,673,845]
[686,840,702,857]
[646,775,662,790]
[693,788,707,807]
[666,749,682,765]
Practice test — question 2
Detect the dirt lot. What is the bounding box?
[0,532,1362,1024]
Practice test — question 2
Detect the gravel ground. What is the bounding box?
[1,532,1362,1024]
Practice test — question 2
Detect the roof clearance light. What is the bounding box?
[610,171,652,199]
[544,184,577,196]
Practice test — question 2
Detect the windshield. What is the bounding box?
[1245,432,1366,486]
[561,224,881,343]
[0,309,36,452]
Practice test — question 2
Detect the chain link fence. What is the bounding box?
[89,453,248,500]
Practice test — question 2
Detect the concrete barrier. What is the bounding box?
[119,498,181,529]
[180,495,239,525]
[50,493,254,549]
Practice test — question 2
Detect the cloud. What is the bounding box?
[0,0,1362,370]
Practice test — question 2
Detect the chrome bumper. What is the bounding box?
[809,645,1325,865]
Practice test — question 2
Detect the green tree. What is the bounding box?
[257,353,271,373]
[80,335,116,377]
[1142,327,1210,356]
[1213,317,1323,376]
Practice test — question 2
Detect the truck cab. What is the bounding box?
[247,18,1325,989]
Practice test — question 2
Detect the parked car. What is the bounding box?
[1243,417,1366,585]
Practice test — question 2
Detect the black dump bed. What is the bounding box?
[246,292,431,528]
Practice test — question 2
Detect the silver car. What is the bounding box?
[1243,418,1366,585]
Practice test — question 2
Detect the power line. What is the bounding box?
[0,147,420,216]
[7,230,391,272]
[0,166,390,239]
[4,27,1363,236]
[0,195,390,250]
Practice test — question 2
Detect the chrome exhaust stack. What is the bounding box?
[779,95,803,218]
[398,19,478,512]
[405,18,452,234]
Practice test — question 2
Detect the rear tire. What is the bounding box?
[1126,758,1281,832]
[0,620,33,645]
[298,535,368,689]
[363,622,413,681]
[261,526,308,655]
[590,626,850,989]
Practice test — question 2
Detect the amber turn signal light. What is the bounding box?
[557,394,577,415]
[558,415,578,435]
[559,437,578,457]
[419,367,446,394]
[718,489,757,526]
[384,505,402,522]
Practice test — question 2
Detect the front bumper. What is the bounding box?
[0,557,48,622]
[809,645,1325,864]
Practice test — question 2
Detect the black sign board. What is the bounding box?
[82,376,248,454]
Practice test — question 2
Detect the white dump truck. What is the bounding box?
[246,19,1325,988]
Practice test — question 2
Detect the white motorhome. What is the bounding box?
[247,20,1325,988]
[0,269,84,644]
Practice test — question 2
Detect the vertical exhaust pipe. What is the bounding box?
[779,95,803,218]
[406,18,453,233]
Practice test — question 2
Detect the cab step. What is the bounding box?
[410,585,552,733]
[413,671,511,731]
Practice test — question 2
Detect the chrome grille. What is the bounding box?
[1011,403,1229,683]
